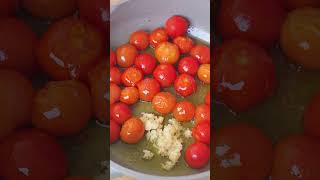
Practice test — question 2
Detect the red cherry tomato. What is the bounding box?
[214,39,276,112]
[116,44,138,68]
[152,92,176,115]
[174,73,197,97]
[190,45,210,64]
[173,101,195,122]
[192,121,210,145]
[134,54,156,75]
[165,15,189,38]
[110,50,116,66]
[110,66,121,85]
[0,0,19,16]
[137,78,161,102]
[304,92,320,138]
[120,117,145,144]
[205,91,210,105]
[121,67,144,87]
[185,142,210,169]
[194,104,210,124]
[155,42,180,64]
[120,87,139,105]
[178,56,199,76]
[149,28,168,48]
[110,83,121,105]
[110,102,132,125]
[129,30,149,50]
[173,36,194,53]
[218,0,285,47]
[110,120,120,144]
[0,129,68,180]
[153,64,177,87]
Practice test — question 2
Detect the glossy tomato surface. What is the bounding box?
[153,64,177,87]
[192,120,210,145]
[116,44,138,68]
[110,83,121,105]
[110,102,132,125]
[178,56,199,76]
[190,45,210,64]
[152,92,176,115]
[194,104,210,124]
[173,101,195,122]
[155,42,180,64]
[137,78,161,102]
[129,30,149,50]
[120,87,139,105]
[149,28,168,48]
[120,117,145,144]
[173,36,194,54]
[121,67,143,87]
[174,73,197,97]
[134,54,156,75]
[185,142,210,169]
[110,66,122,85]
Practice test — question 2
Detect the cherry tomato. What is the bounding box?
[110,50,116,66]
[205,91,210,105]
[110,102,132,125]
[213,123,273,180]
[153,64,177,87]
[78,0,108,32]
[120,87,139,105]
[37,17,105,80]
[194,104,210,124]
[304,92,320,138]
[88,61,107,122]
[134,54,157,75]
[110,83,121,105]
[218,0,285,47]
[110,120,120,144]
[116,44,138,68]
[129,30,149,50]
[272,135,320,180]
[284,0,320,10]
[137,78,161,102]
[281,8,320,70]
[0,70,33,139]
[192,121,210,144]
[22,0,77,19]
[0,129,68,180]
[214,39,276,112]
[185,142,210,169]
[155,42,180,64]
[32,80,91,136]
[165,15,189,38]
[0,0,19,16]
[121,67,144,87]
[173,36,194,53]
[174,73,197,97]
[110,66,121,85]
[152,92,176,115]
[120,117,145,144]
[149,28,168,48]
[173,101,195,122]
[178,56,199,76]
[0,18,38,75]
[190,45,210,64]
[65,176,92,180]
[197,64,210,84]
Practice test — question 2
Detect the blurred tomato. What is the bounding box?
[192,121,210,144]
[205,91,210,105]
[110,83,121,105]
[197,64,210,84]
[173,101,195,122]
[194,104,210,124]
[190,45,210,64]
[173,36,194,53]
[110,120,120,144]
[110,66,121,85]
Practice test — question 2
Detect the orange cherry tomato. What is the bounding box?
[129,30,149,50]
[190,44,210,64]
[0,70,33,139]
[152,92,176,115]
[304,92,320,138]
[137,78,161,102]
[194,104,210,124]
[32,80,92,136]
[22,0,77,19]
[110,83,121,105]
[116,44,138,68]
[173,36,194,53]
[155,42,180,64]
[197,64,210,84]
[110,120,120,144]
[121,67,144,87]
[284,0,320,10]
[110,66,122,85]
[37,17,105,80]
[65,176,92,180]
[120,117,145,144]
[173,101,195,122]
[120,87,139,105]
[205,91,210,105]
[272,135,320,180]
[0,18,38,75]
[149,28,168,48]
[213,123,273,180]
[0,0,19,16]
[281,8,320,70]
[0,129,68,180]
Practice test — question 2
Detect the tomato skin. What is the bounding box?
[110,83,121,105]
[134,54,157,75]
[120,87,139,105]
[137,78,161,102]
[110,66,122,85]
[0,0,19,16]
[194,104,210,124]
[0,18,38,75]
[110,50,116,66]
[110,102,132,125]
[149,28,168,48]
[284,0,320,10]
[155,42,180,64]
[190,45,210,64]
[120,117,145,144]
[214,39,276,112]
[116,44,138,68]
[153,64,177,87]
[178,56,199,76]
[110,120,120,144]
[121,67,144,87]
[304,92,320,138]
[152,92,177,115]
[185,142,210,169]
[272,135,320,180]
[165,15,189,38]
[174,74,197,97]
[205,91,210,105]
[197,64,210,84]
[173,36,194,53]
[0,129,68,180]
[192,121,210,145]
[218,0,285,47]
[129,30,149,50]
[173,101,196,122]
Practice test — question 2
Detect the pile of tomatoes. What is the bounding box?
[109,15,211,169]
[214,0,320,179]
[0,0,107,179]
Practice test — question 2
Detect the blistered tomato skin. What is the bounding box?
[120,117,145,144]
[137,78,161,102]
[214,39,276,112]
[178,56,199,76]
[121,67,144,87]
[155,42,180,64]
[173,36,194,53]
[110,66,122,85]
[129,30,149,50]
[165,15,189,38]
[110,102,132,125]
[192,121,210,145]
[149,28,168,48]
[110,120,120,144]
[152,92,177,115]
[174,74,197,97]
[0,0,19,16]
[185,142,210,169]
[197,64,210,84]
[120,87,139,105]
[134,54,157,75]
[304,92,320,138]
[116,44,138,68]
[173,101,196,122]
[153,64,177,87]
[190,45,210,64]
[110,83,121,105]
[0,129,68,180]
[110,50,116,66]
[194,104,210,124]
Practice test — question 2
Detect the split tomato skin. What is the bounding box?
[197,64,210,84]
